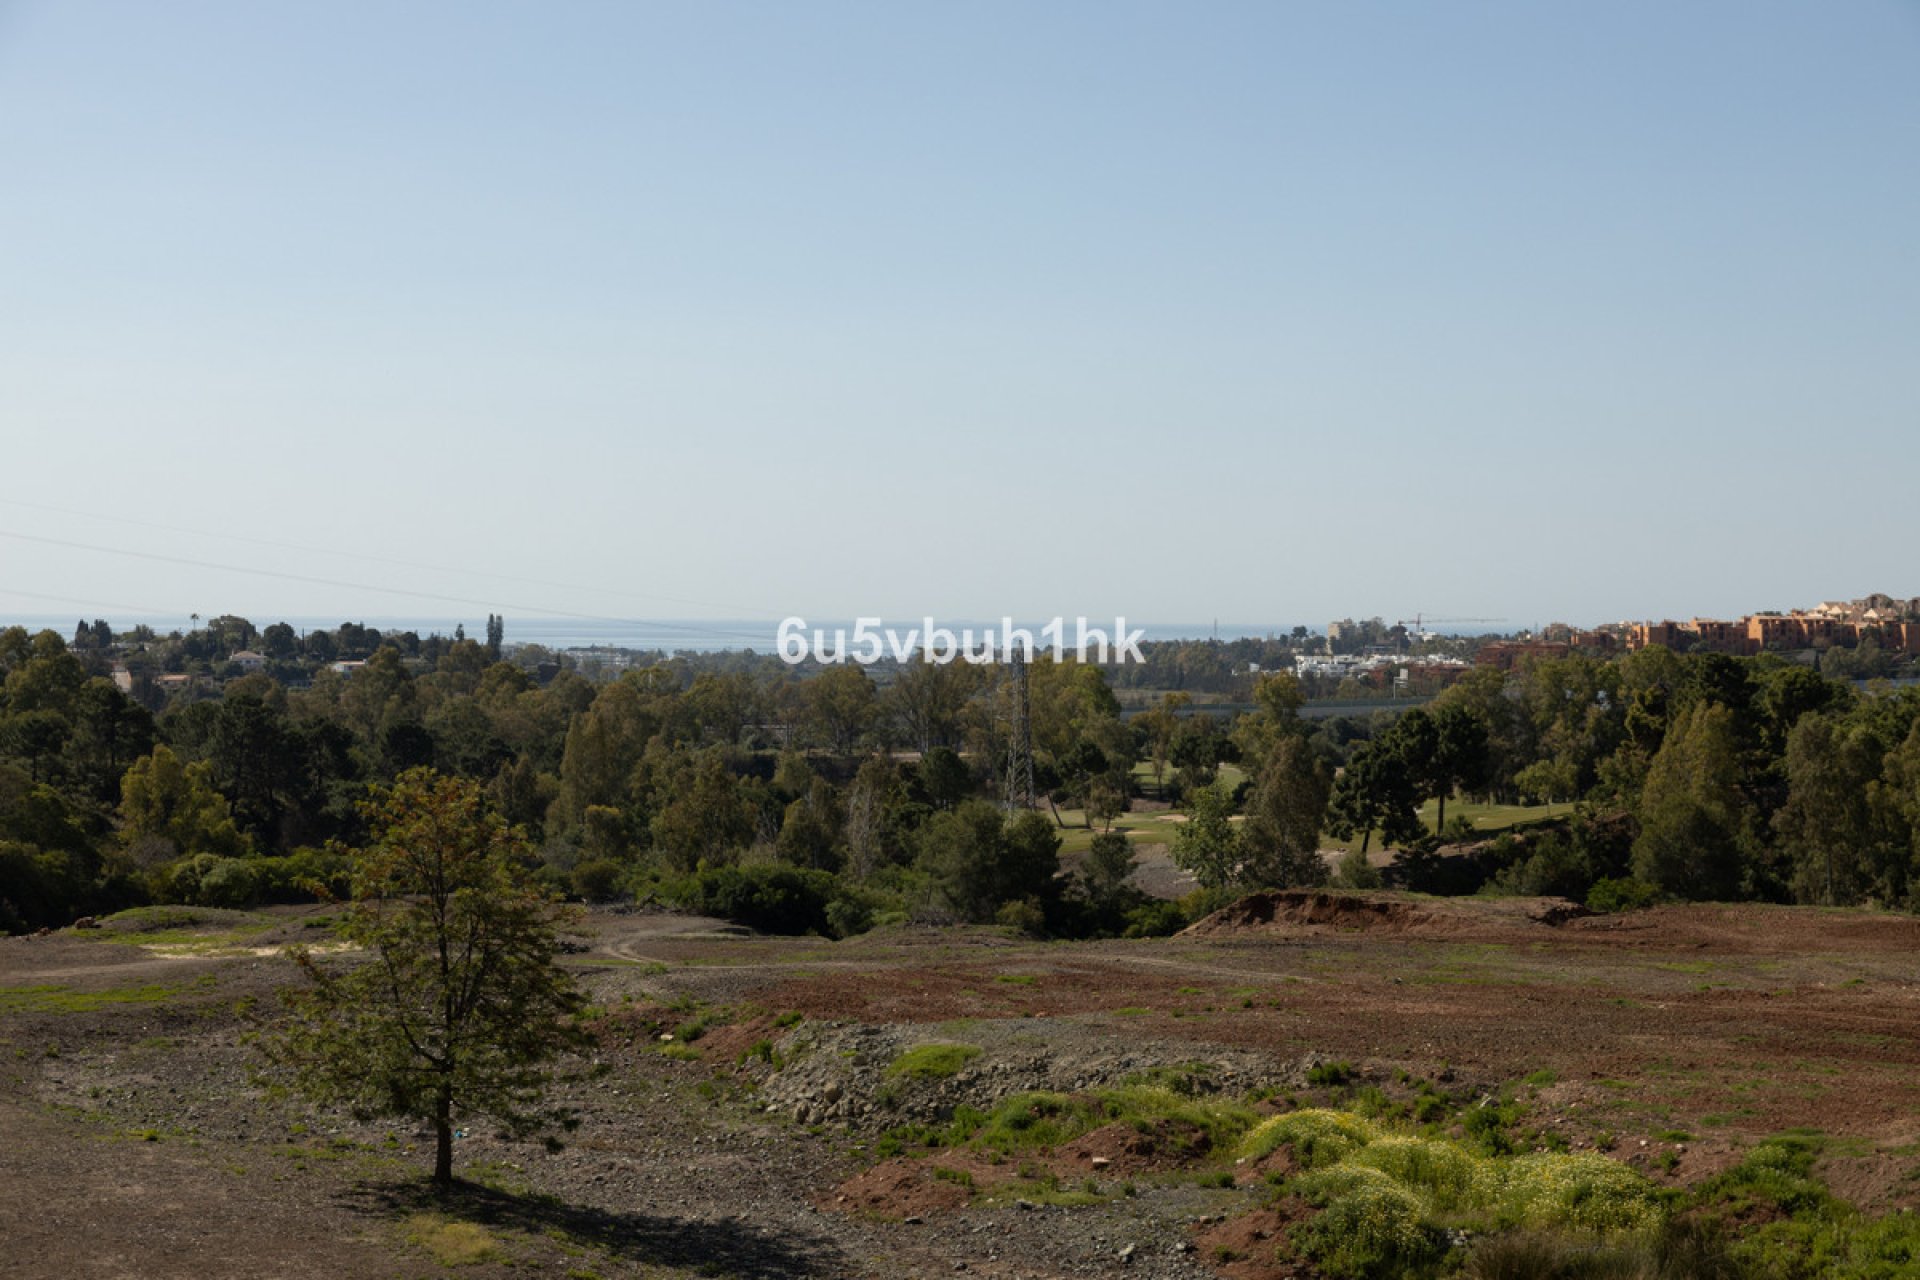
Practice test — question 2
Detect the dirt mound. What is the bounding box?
[1055,1119,1212,1173]
[1182,890,1441,937]
[821,1157,979,1218]
[692,1013,783,1063]
[1179,890,1590,939]
[1193,1203,1315,1279]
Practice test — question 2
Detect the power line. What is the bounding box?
[0,495,784,620]
[0,529,776,645]
[0,585,175,617]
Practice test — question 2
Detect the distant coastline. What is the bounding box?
[0,614,1373,653]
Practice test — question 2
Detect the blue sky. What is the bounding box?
[2,2,1916,635]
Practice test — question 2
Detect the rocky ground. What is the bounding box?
[4,895,1920,1278]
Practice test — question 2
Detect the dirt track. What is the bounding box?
[4,896,1920,1278]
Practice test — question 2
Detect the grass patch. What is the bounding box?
[1308,1060,1358,1088]
[987,1176,1106,1208]
[404,1213,505,1266]
[83,906,278,952]
[0,983,184,1015]
[1681,1134,1920,1276]
[1241,1107,1667,1276]
[887,1042,981,1080]
[948,1085,1258,1161]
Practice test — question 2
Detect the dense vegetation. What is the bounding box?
[4,616,1920,936]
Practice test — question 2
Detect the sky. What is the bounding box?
[2,1,1917,637]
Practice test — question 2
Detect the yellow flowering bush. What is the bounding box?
[1235,1105,1664,1276]
[1291,1164,1440,1275]
[1491,1151,1664,1233]
[1348,1135,1485,1214]
[1239,1107,1380,1167]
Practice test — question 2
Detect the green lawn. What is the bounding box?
[1319,798,1574,855]
[1050,773,1565,859]
[1050,806,1171,856]
[1126,758,1245,802]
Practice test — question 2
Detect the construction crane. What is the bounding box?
[1394,614,1507,643]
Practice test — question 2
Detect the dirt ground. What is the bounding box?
[4,894,1919,1278]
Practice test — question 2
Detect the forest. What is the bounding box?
[4,616,1919,937]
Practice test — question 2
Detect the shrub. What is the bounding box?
[156,854,260,908]
[194,857,260,909]
[1349,1136,1484,1213]
[1334,848,1382,890]
[1309,1060,1358,1087]
[571,857,626,902]
[662,864,868,936]
[994,897,1046,937]
[1240,1108,1380,1167]
[887,1042,981,1080]
[824,895,873,938]
[1121,899,1188,937]
[1291,1164,1443,1278]
[1586,877,1660,914]
[1464,1219,1749,1280]
[1490,833,1592,900]
[968,1092,1099,1152]
[1696,1135,1830,1219]
[1463,1095,1525,1156]
[1490,1152,1664,1234]
[253,847,352,903]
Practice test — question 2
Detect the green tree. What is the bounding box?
[1774,713,1879,905]
[803,663,877,755]
[1240,736,1330,888]
[915,800,1059,922]
[913,746,975,811]
[1865,724,1920,906]
[648,752,751,870]
[776,775,845,871]
[1170,781,1242,889]
[1081,830,1137,905]
[1631,703,1749,900]
[1325,740,1420,856]
[1136,692,1188,799]
[884,657,980,752]
[65,678,156,805]
[117,745,249,862]
[1232,672,1307,774]
[1423,704,1490,834]
[264,769,590,1186]
[485,613,504,663]
[843,753,905,878]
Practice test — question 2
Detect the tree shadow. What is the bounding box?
[345,1176,854,1278]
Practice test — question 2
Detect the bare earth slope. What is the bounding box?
[4,895,1919,1278]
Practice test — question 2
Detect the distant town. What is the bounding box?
[1468,591,1920,672]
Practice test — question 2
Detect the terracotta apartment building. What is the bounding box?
[1624,595,1920,656]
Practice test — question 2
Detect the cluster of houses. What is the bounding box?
[1623,594,1920,657]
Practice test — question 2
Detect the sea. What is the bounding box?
[3,614,1309,654]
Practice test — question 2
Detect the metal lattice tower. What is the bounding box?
[1002,650,1036,811]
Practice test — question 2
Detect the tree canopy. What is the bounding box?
[263,769,591,1186]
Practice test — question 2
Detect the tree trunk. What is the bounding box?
[433,1088,454,1187]
[1435,792,1447,836]
[1360,827,1372,857]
